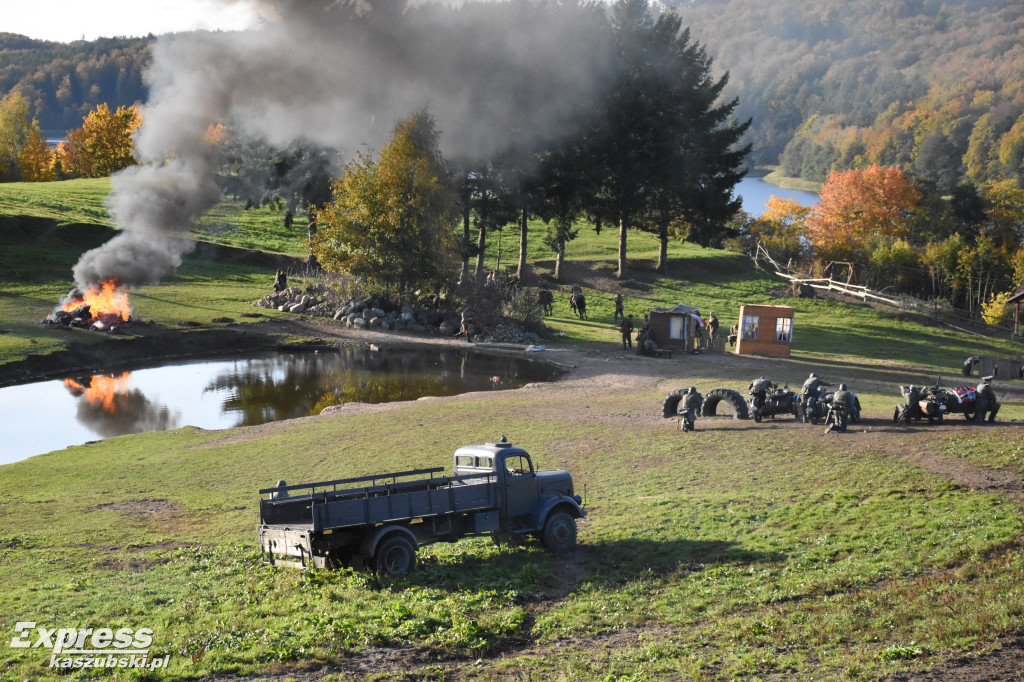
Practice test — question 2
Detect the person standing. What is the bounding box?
[620,314,634,350]
[975,376,1000,423]
[708,312,719,340]
[613,293,624,322]
[962,355,980,376]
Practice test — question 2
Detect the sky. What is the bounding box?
[2,0,261,43]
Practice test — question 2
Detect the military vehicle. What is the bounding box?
[258,437,585,576]
[894,384,978,424]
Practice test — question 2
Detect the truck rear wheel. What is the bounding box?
[375,535,416,577]
[542,511,577,554]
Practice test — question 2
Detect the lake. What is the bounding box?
[736,175,818,216]
[0,348,562,466]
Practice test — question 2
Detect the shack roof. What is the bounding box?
[651,303,700,315]
[1008,281,1024,304]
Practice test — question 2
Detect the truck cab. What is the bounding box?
[453,436,580,537]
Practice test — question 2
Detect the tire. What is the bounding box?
[542,511,577,554]
[752,409,762,423]
[662,389,685,418]
[700,388,749,419]
[375,534,416,577]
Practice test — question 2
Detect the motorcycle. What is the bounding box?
[749,383,802,423]
[806,388,861,425]
[894,384,976,425]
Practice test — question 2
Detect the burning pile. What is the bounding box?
[44,279,135,332]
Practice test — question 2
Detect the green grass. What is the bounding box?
[1,179,1023,680]
[0,390,1022,680]
[0,178,112,225]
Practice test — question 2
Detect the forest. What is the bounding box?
[2,1,1023,189]
[0,33,149,133]
[673,0,1024,188]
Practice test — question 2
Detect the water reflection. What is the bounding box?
[1,348,561,465]
[62,372,181,437]
[204,348,555,426]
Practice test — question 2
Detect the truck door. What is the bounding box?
[501,453,537,521]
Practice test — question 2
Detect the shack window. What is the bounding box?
[742,314,760,340]
[669,316,684,339]
[775,317,793,342]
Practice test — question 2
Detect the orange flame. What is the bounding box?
[62,279,131,321]
[63,372,132,413]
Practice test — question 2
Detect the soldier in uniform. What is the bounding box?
[832,383,855,413]
[460,308,475,342]
[962,355,979,376]
[748,376,775,394]
[273,268,288,293]
[613,293,624,322]
[974,376,1000,423]
[707,312,719,341]
[801,372,831,404]
[620,314,634,349]
[679,386,703,432]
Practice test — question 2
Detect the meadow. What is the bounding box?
[0,179,1022,680]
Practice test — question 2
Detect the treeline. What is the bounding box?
[0,33,150,132]
[675,0,1024,189]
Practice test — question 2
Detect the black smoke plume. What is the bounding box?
[73,0,616,289]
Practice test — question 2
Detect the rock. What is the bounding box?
[289,303,306,314]
[439,320,458,335]
[278,305,289,312]
[333,310,345,320]
[362,308,375,320]
[354,317,368,328]
[368,316,382,328]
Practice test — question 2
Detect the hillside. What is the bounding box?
[0,32,150,132]
[674,0,1024,188]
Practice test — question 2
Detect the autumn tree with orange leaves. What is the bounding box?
[805,165,921,263]
[56,103,140,179]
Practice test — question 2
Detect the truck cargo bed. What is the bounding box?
[259,466,498,532]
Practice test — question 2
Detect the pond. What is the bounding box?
[0,348,563,466]
[736,175,819,216]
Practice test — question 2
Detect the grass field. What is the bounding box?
[1,179,1023,680]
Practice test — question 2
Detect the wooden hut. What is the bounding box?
[648,304,705,354]
[734,304,795,357]
[1009,281,1024,339]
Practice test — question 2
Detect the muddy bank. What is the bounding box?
[0,323,286,388]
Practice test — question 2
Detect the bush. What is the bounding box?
[981,290,1012,326]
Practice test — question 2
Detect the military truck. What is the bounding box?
[258,437,585,576]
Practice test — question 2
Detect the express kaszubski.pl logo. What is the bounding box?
[10,622,170,671]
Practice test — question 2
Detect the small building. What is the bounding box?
[735,304,795,357]
[1010,281,1024,339]
[648,304,705,354]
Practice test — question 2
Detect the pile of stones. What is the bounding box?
[254,287,546,345]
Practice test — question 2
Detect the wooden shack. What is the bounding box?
[734,304,795,357]
[648,304,705,354]
[1010,281,1024,339]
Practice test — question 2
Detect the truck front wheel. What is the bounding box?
[542,511,577,554]
[375,535,416,577]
